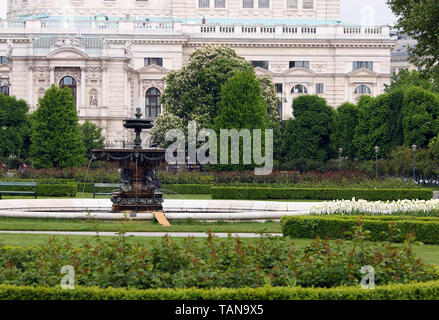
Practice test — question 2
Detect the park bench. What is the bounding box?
[92,183,122,198]
[0,182,37,199]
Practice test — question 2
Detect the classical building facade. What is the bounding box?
[0,0,394,146]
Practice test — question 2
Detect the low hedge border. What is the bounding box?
[0,183,77,197]
[1,281,439,300]
[211,187,433,201]
[161,184,211,195]
[281,215,439,244]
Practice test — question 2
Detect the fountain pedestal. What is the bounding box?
[90,109,166,213]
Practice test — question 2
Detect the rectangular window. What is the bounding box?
[353,61,373,71]
[275,83,283,93]
[144,58,163,67]
[289,61,310,69]
[243,0,253,8]
[315,83,324,94]
[215,0,225,7]
[258,0,269,8]
[287,0,297,9]
[303,0,313,9]
[199,0,210,8]
[0,56,9,64]
[250,60,269,70]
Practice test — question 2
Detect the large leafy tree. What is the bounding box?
[332,103,358,160]
[283,95,335,162]
[387,0,439,80]
[401,86,439,148]
[80,120,105,158]
[354,89,405,160]
[161,45,254,128]
[153,46,280,149]
[213,70,267,170]
[385,70,438,94]
[30,85,86,168]
[0,94,29,160]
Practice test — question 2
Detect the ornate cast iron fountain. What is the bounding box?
[90,108,166,213]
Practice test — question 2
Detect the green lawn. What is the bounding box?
[0,218,282,233]
[0,233,438,265]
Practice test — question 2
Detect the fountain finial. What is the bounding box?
[135,107,142,119]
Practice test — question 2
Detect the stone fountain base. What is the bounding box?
[110,191,164,212]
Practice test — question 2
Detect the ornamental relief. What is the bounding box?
[0,78,10,87]
[271,63,288,73]
[311,64,327,73]
[55,71,81,84]
[142,80,164,92]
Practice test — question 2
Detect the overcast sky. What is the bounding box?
[0,0,397,25]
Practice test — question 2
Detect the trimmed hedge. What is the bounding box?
[211,187,433,201]
[0,182,77,197]
[161,184,211,195]
[281,215,439,244]
[2,281,439,300]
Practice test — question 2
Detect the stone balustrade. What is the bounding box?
[0,19,390,40]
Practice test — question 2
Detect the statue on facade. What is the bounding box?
[90,90,98,106]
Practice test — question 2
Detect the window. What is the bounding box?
[289,61,310,69]
[353,61,373,71]
[250,60,269,70]
[354,85,372,95]
[315,83,324,94]
[144,58,163,67]
[243,0,253,8]
[291,84,308,94]
[215,0,225,7]
[275,83,283,93]
[59,76,77,106]
[258,0,269,8]
[287,0,297,8]
[303,0,313,9]
[0,86,9,96]
[146,87,161,118]
[199,0,209,7]
[0,56,9,64]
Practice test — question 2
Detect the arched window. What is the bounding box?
[354,85,371,95]
[0,86,9,96]
[59,76,77,106]
[145,87,161,118]
[291,84,308,94]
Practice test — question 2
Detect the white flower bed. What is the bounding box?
[310,198,439,215]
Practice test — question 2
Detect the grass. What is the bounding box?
[0,233,438,265]
[0,217,282,233]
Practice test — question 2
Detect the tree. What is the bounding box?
[161,45,254,128]
[30,85,86,168]
[387,0,439,81]
[283,95,334,162]
[354,90,405,160]
[385,70,438,93]
[150,112,185,147]
[0,94,29,160]
[213,70,267,169]
[80,120,105,158]
[401,86,439,148]
[332,103,358,160]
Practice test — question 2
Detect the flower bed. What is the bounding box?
[310,199,439,216]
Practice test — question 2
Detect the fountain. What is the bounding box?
[90,108,166,213]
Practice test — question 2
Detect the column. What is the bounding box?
[123,69,128,116]
[49,67,55,85]
[101,64,108,117]
[27,66,34,109]
[80,67,86,109]
[138,79,143,111]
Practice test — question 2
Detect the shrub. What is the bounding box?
[211,187,433,201]
[0,181,77,197]
[281,215,439,244]
[0,233,436,290]
[3,280,439,300]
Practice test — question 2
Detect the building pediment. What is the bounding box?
[47,48,89,60]
[137,64,170,75]
[347,68,378,77]
[283,67,317,76]
[254,67,276,76]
